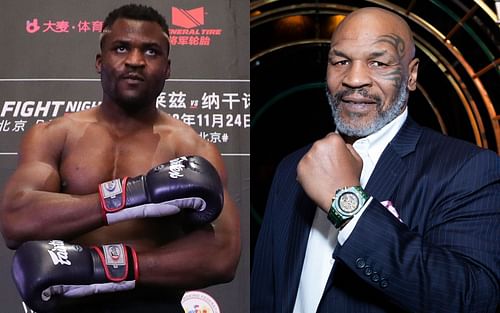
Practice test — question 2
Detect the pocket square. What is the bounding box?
[381,200,403,223]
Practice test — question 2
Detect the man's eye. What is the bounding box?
[370,61,388,67]
[330,59,349,66]
[115,46,127,53]
[145,49,158,56]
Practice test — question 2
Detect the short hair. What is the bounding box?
[101,4,169,39]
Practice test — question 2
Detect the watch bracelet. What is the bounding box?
[327,207,348,228]
[327,186,368,228]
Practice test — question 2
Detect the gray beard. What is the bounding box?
[327,81,409,138]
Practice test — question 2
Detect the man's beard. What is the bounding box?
[116,95,148,113]
[101,70,163,114]
[326,81,409,138]
[108,87,162,115]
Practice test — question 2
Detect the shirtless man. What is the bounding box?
[0,4,240,313]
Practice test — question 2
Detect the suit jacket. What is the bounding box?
[251,117,500,313]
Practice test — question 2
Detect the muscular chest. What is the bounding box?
[59,125,174,194]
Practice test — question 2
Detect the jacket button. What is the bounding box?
[364,266,373,276]
[371,273,380,282]
[380,279,389,288]
[355,258,366,269]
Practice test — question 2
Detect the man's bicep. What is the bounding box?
[5,161,62,194]
[216,189,240,232]
[10,122,64,192]
[195,143,241,267]
[2,123,64,208]
[0,147,63,248]
[175,132,240,240]
[195,142,229,186]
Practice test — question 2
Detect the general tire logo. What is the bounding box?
[168,6,223,47]
[172,7,204,28]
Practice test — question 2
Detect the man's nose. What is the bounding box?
[342,61,372,89]
[125,49,145,67]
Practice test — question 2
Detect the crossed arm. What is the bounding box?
[0,122,241,290]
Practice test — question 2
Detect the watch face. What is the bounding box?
[339,192,359,213]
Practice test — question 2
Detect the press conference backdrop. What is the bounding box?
[0,1,249,312]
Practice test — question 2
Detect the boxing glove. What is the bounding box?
[99,155,224,226]
[12,240,138,313]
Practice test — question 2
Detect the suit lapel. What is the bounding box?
[365,117,421,200]
[285,118,423,311]
[319,117,422,306]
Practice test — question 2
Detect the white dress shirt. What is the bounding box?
[292,108,408,313]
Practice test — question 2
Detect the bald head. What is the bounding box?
[325,7,420,140]
[333,7,415,61]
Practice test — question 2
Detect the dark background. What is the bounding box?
[250,0,500,260]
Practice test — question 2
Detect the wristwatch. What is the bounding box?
[328,186,369,228]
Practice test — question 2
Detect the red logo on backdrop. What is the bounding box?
[168,6,223,47]
[172,7,204,28]
[22,7,222,46]
[25,18,103,34]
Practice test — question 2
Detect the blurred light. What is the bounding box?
[251,10,262,18]
[326,15,346,36]
[279,16,306,28]
[496,1,500,23]
[474,0,500,24]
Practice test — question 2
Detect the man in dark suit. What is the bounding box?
[251,7,500,313]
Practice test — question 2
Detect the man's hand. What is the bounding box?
[296,133,363,212]
[12,240,138,313]
[99,155,224,226]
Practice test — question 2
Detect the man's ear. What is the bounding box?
[95,54,102,74]
[407,58,419,91]
[164,59,171,80]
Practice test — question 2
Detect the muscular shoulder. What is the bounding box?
[29,109,96,133]
[155,112,214,153]
[20,110,97,163]
[154,111,226,178]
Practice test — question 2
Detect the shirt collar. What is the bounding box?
[352,107,408,165]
